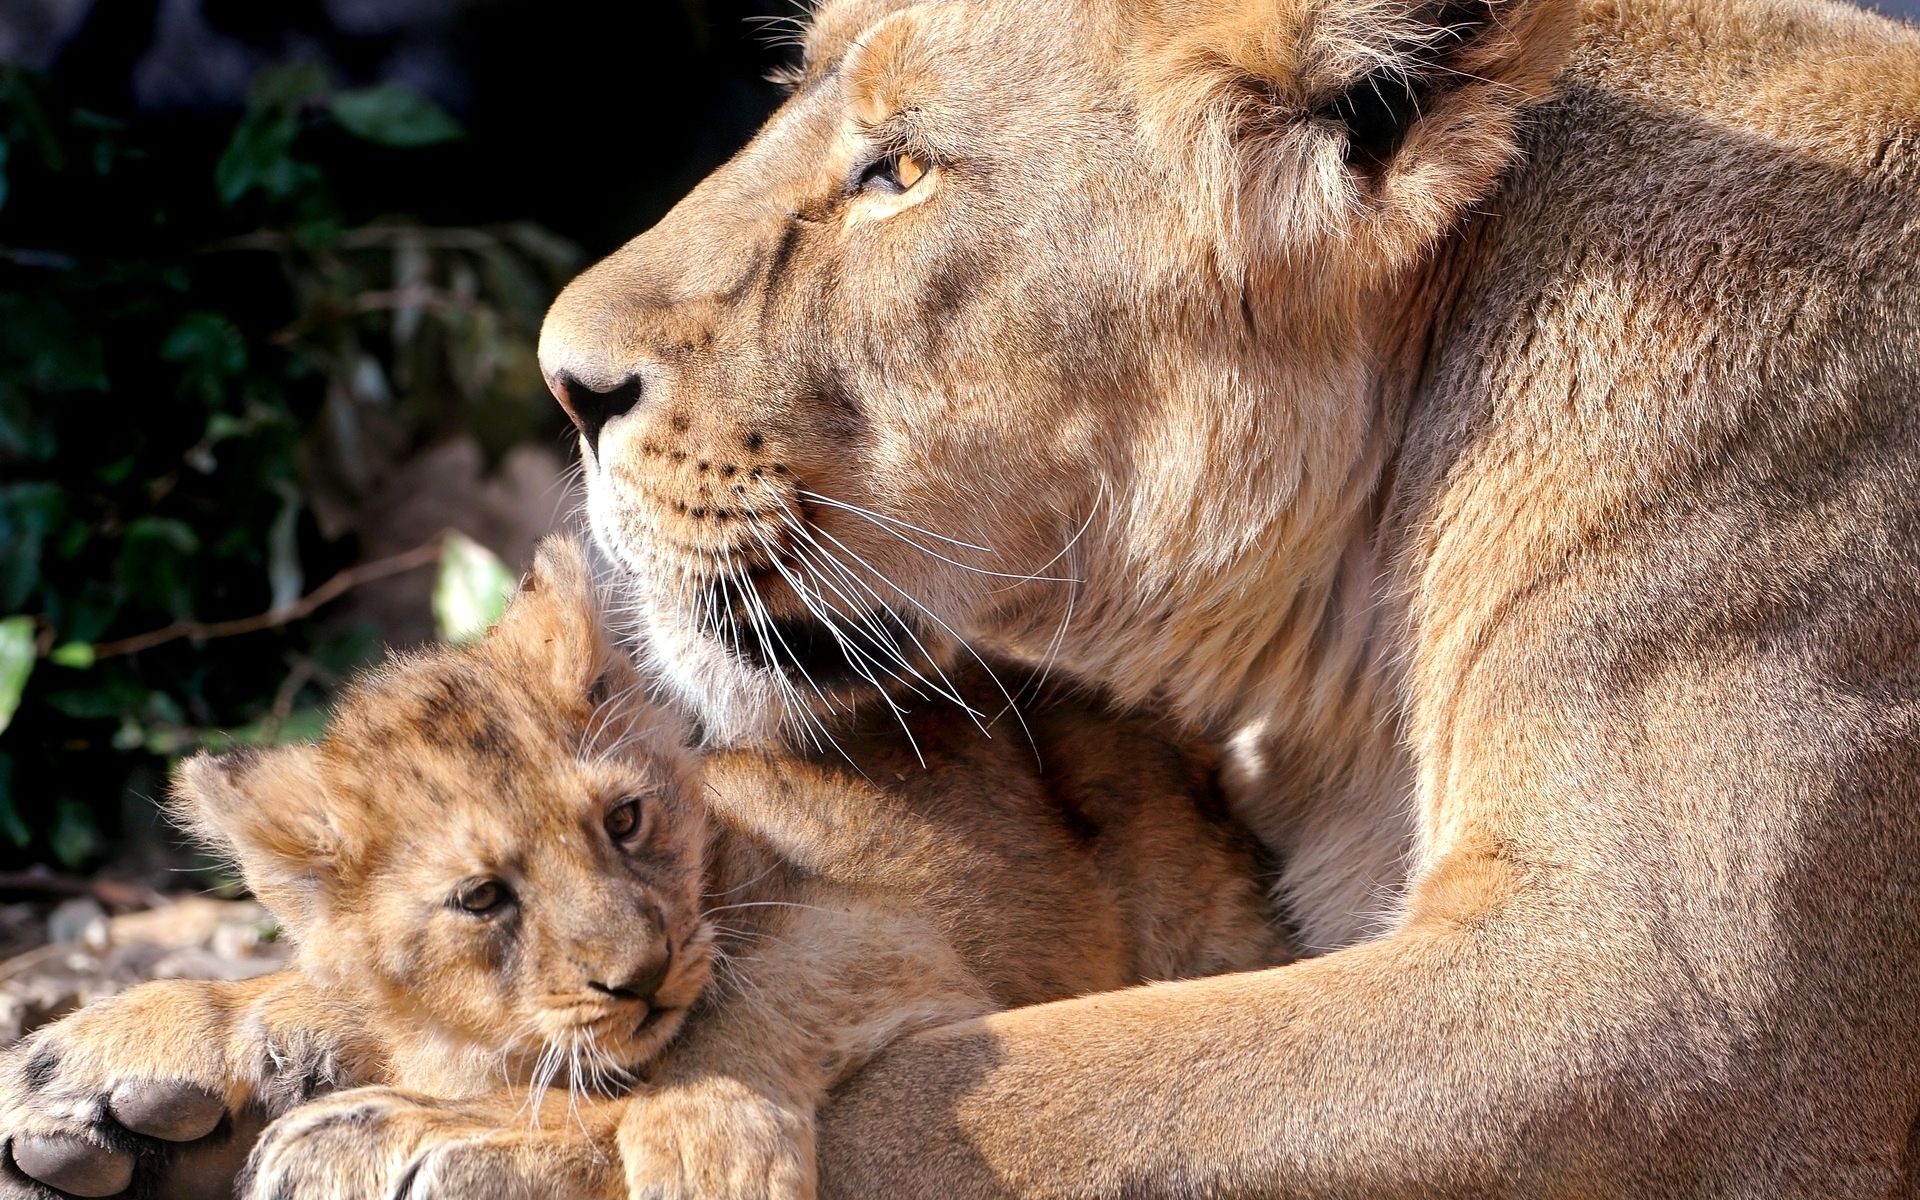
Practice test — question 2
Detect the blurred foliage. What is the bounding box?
[0,60,580,871]
[433,533,513,647]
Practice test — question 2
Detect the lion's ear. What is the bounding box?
[1140,0,1577,273]
[485,533,621,707]
[171,746,359,934]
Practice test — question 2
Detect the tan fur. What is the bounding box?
[0,537,1284,1199]
[538,0,1920,1195]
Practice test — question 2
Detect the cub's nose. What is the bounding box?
[549,372,643,456]
[587,945,672,1005]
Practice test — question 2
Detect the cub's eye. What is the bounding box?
[605,798,650,847]
[454,878,512,915]
[857,151,929,196]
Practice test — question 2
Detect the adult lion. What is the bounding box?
[532,0,1920,1194]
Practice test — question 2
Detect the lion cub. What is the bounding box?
[0,536,1287,1200]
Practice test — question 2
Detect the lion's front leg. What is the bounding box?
[240,1086,625,1200]
[618,1077,815,1200]
[0,971,371,1199]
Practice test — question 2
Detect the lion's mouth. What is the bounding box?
[700,573,928,693]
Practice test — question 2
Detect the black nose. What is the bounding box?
[549,373,643,456]
[588,945,672,1005]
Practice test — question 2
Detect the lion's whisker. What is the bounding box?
[740,519,936,767]
[774,517,971,709]
[725,548,849,760]
[749,513,920,693]
[797,509,1039,760]
[1020,484,1103,699]
[740,516,928,765]
[704,900,831,916]
[795,489,994,554]
[761,494,988,728]
[798,485,1082,587]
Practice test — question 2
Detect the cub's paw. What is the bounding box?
[621,1082,814,1200]
[0,985,254,1198]
[240,1087,619,1200]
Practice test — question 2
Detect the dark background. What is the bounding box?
[0,0,796,884]
[0,0,796,258]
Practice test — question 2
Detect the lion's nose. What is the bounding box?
[549,372,644,456]
[587,944,672,1005]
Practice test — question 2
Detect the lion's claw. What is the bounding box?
[8,1135,134,1199]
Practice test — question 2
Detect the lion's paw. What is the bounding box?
[240,1087,618,1200]
[0,988,257,1199]
[621,1083,814,1200]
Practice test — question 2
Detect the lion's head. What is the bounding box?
[171,538,713,1096]
[539,0,1574,744]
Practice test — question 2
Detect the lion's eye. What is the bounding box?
[858,151,928,195]
[455,879,512,915]
[605,798,649,847]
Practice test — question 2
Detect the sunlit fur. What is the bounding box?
[0,536,1287,1199]
[537,0,1920,1194]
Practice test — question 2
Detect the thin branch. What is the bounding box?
[91,531,453,659]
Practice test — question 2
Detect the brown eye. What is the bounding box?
[455,879,512,915]
[605,799,647,846]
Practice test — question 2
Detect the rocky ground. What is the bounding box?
[0,873,291,1048]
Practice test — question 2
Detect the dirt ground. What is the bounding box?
[0,875,291,1048]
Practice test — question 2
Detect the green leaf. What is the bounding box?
[0,294,108,394]
[216,63,331,208]
[0,754,29,848]
[434,533,514,645]
[0,67,66,173]
[163,312,248,407]
[119,516,199,619]
[216,108,306,206]
[0,482,65,611]
[49,797,96,871]
[44,678,148,720]
[48,642,93,669]
[46,582,118,646]
[329,84,464,148]
[250,61,332,110]
[0,615,34,734]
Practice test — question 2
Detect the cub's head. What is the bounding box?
[538,0,1575,738]
[172,537,711,1094]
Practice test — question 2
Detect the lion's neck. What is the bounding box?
[1005,260,1473,952]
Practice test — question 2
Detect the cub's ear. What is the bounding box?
[1139,0,1578,273]
[484,533,623,707]
[171,745,357,933]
